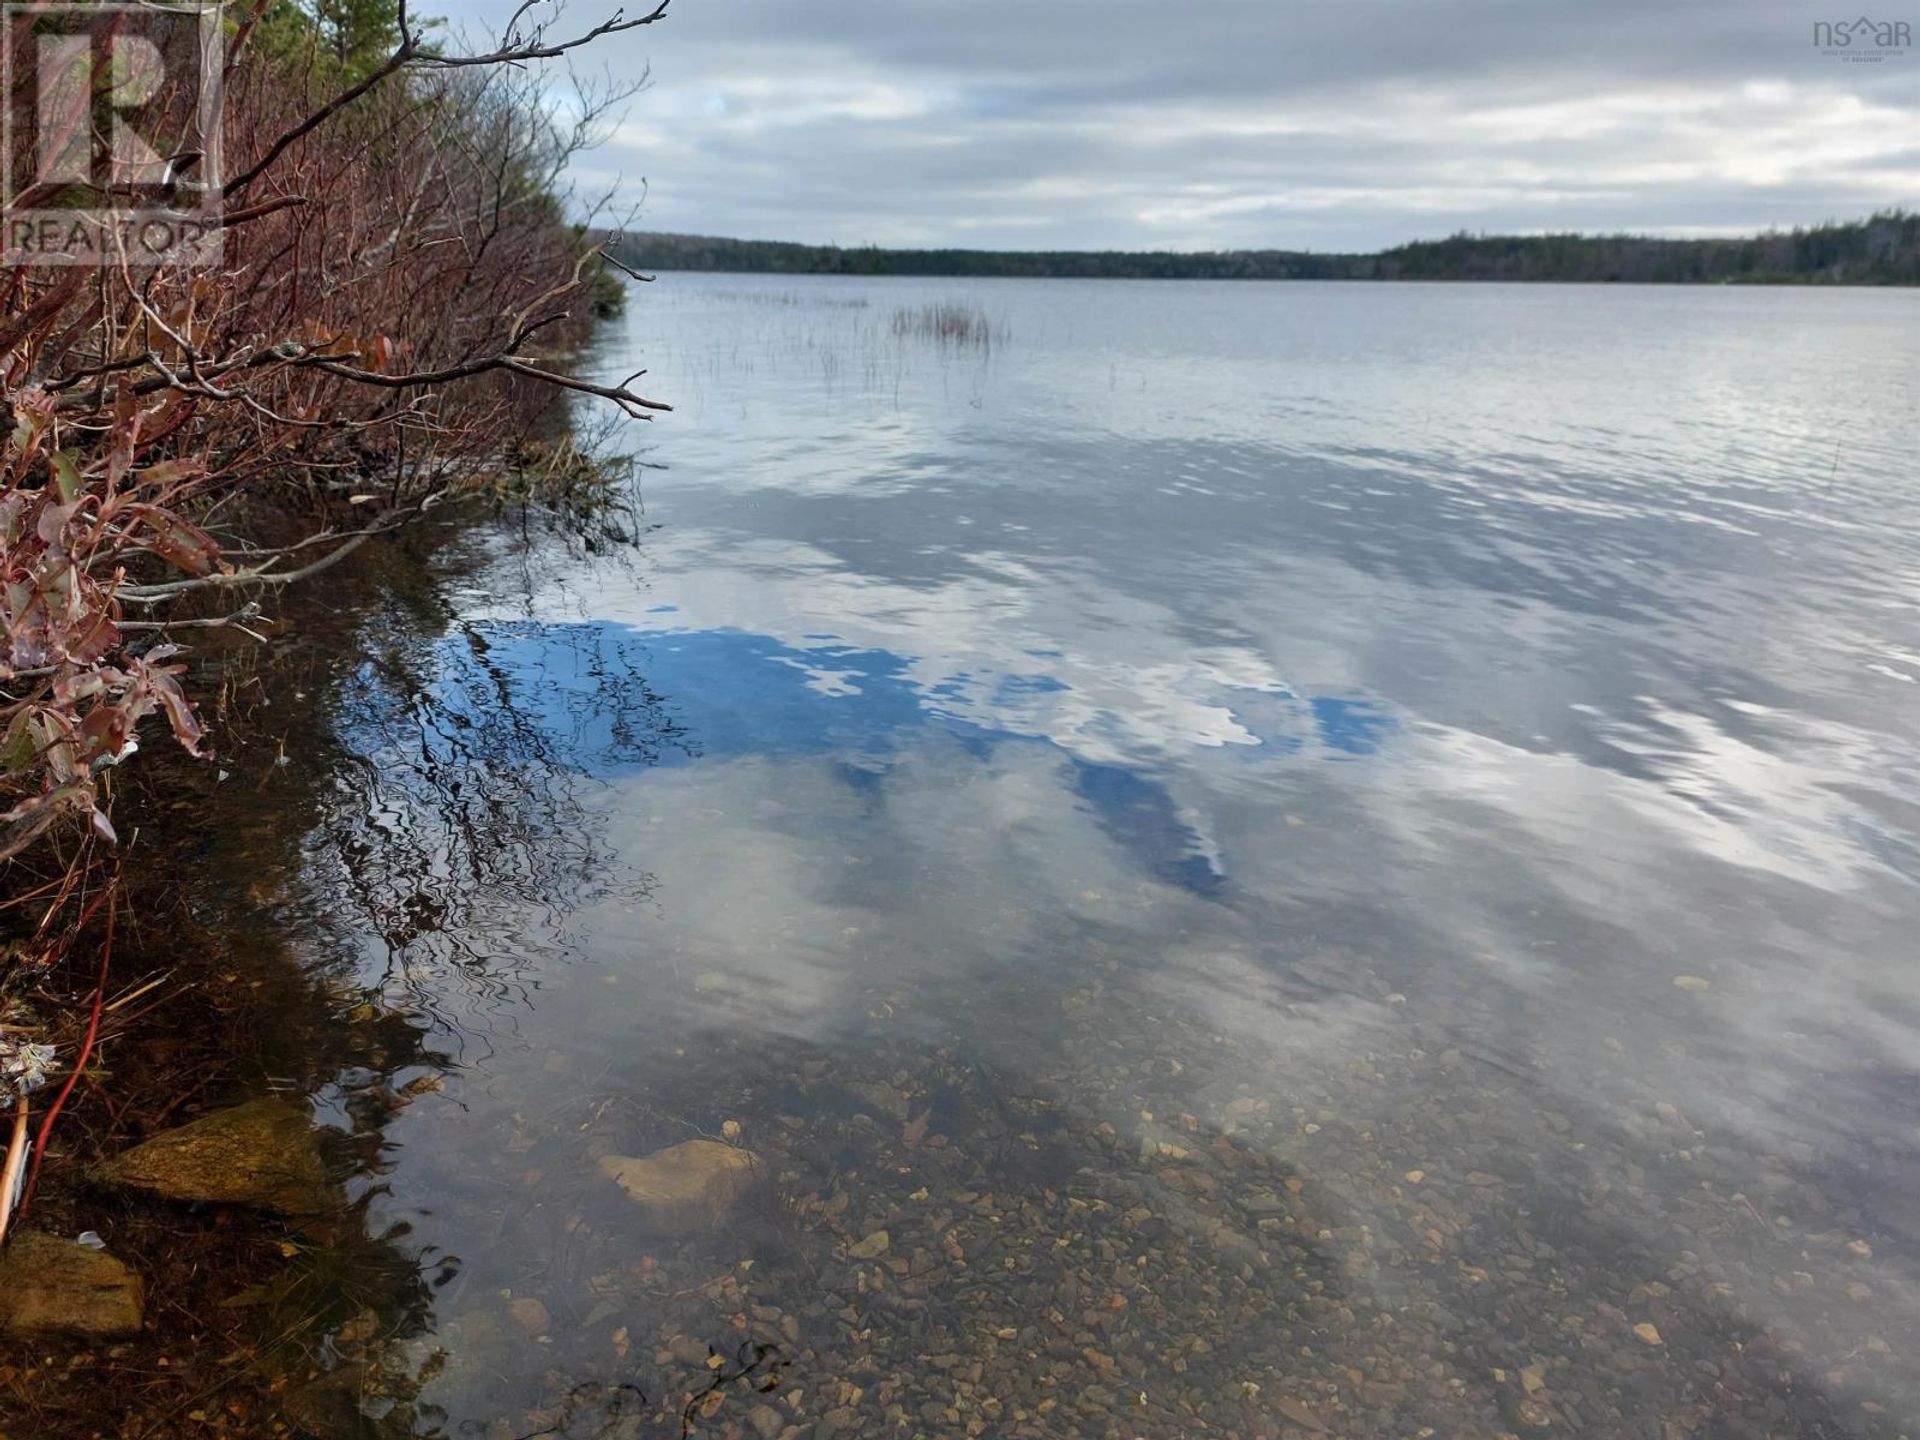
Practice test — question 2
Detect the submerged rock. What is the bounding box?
[846,1081,911,1122]
[598,1139,760,1234]
[0,1231,145,1337]
[506,1296,551,1335]
[92,1097,331,1213]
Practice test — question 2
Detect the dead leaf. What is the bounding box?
[903,1106,932,1147]
[124,503,221,576]
[1273,1396,1329,1432]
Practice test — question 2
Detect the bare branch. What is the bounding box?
[226,2,671,199]
[118,495,449,603]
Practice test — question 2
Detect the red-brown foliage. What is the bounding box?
[2,0,667,864]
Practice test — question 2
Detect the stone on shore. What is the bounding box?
[0,1231,145,1337]
[598,1139,760,1234]
[92,1097,331,1213]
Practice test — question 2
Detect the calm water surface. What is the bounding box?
[301,277,1920,1437]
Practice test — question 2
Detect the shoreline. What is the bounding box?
[607,210,1920,286]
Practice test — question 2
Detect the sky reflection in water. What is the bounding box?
[319,276,1920,1437]
[398,616,1394,900]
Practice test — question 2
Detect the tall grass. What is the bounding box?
[710,289,870,309]
[890,301,1006,350]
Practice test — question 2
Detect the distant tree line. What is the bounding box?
[609,211,1920,285]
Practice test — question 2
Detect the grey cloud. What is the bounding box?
[449,0,1920,248]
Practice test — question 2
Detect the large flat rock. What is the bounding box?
[0,1231,145,1337]
[599,1139,761,1235]
[92,1097,331,1214]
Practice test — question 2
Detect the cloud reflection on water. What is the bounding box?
[334,276,1920,1434]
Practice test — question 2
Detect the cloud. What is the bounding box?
[442,0,1920,249]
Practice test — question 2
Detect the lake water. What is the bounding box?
[293,276,1920,1437]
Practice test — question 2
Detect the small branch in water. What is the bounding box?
[119,604,272,643]
[680,1341,784,1439]
[119,496,448,603]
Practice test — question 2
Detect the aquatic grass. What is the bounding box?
[709,289,870,310]
[889,301,1007,350]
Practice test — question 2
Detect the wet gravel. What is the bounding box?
[294,953,1919,1440]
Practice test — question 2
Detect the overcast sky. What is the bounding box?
[446,0,1919,251]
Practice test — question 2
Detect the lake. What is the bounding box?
[289,275,1920,1437]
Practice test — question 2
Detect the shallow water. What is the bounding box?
[298,276,1920,1437]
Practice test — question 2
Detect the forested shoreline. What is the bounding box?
[611,210,1920,285]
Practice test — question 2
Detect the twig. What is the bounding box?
[0,1099,30,1245]
[118,496,445,601]
[118,604,270,638]
[18,892,117,1222]
[103,971,171,1015]
[680,1341,782,1440]
[226,1,672,200]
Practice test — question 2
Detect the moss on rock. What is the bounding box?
[0,1232,145,1337]
[92,1097,331,1214]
